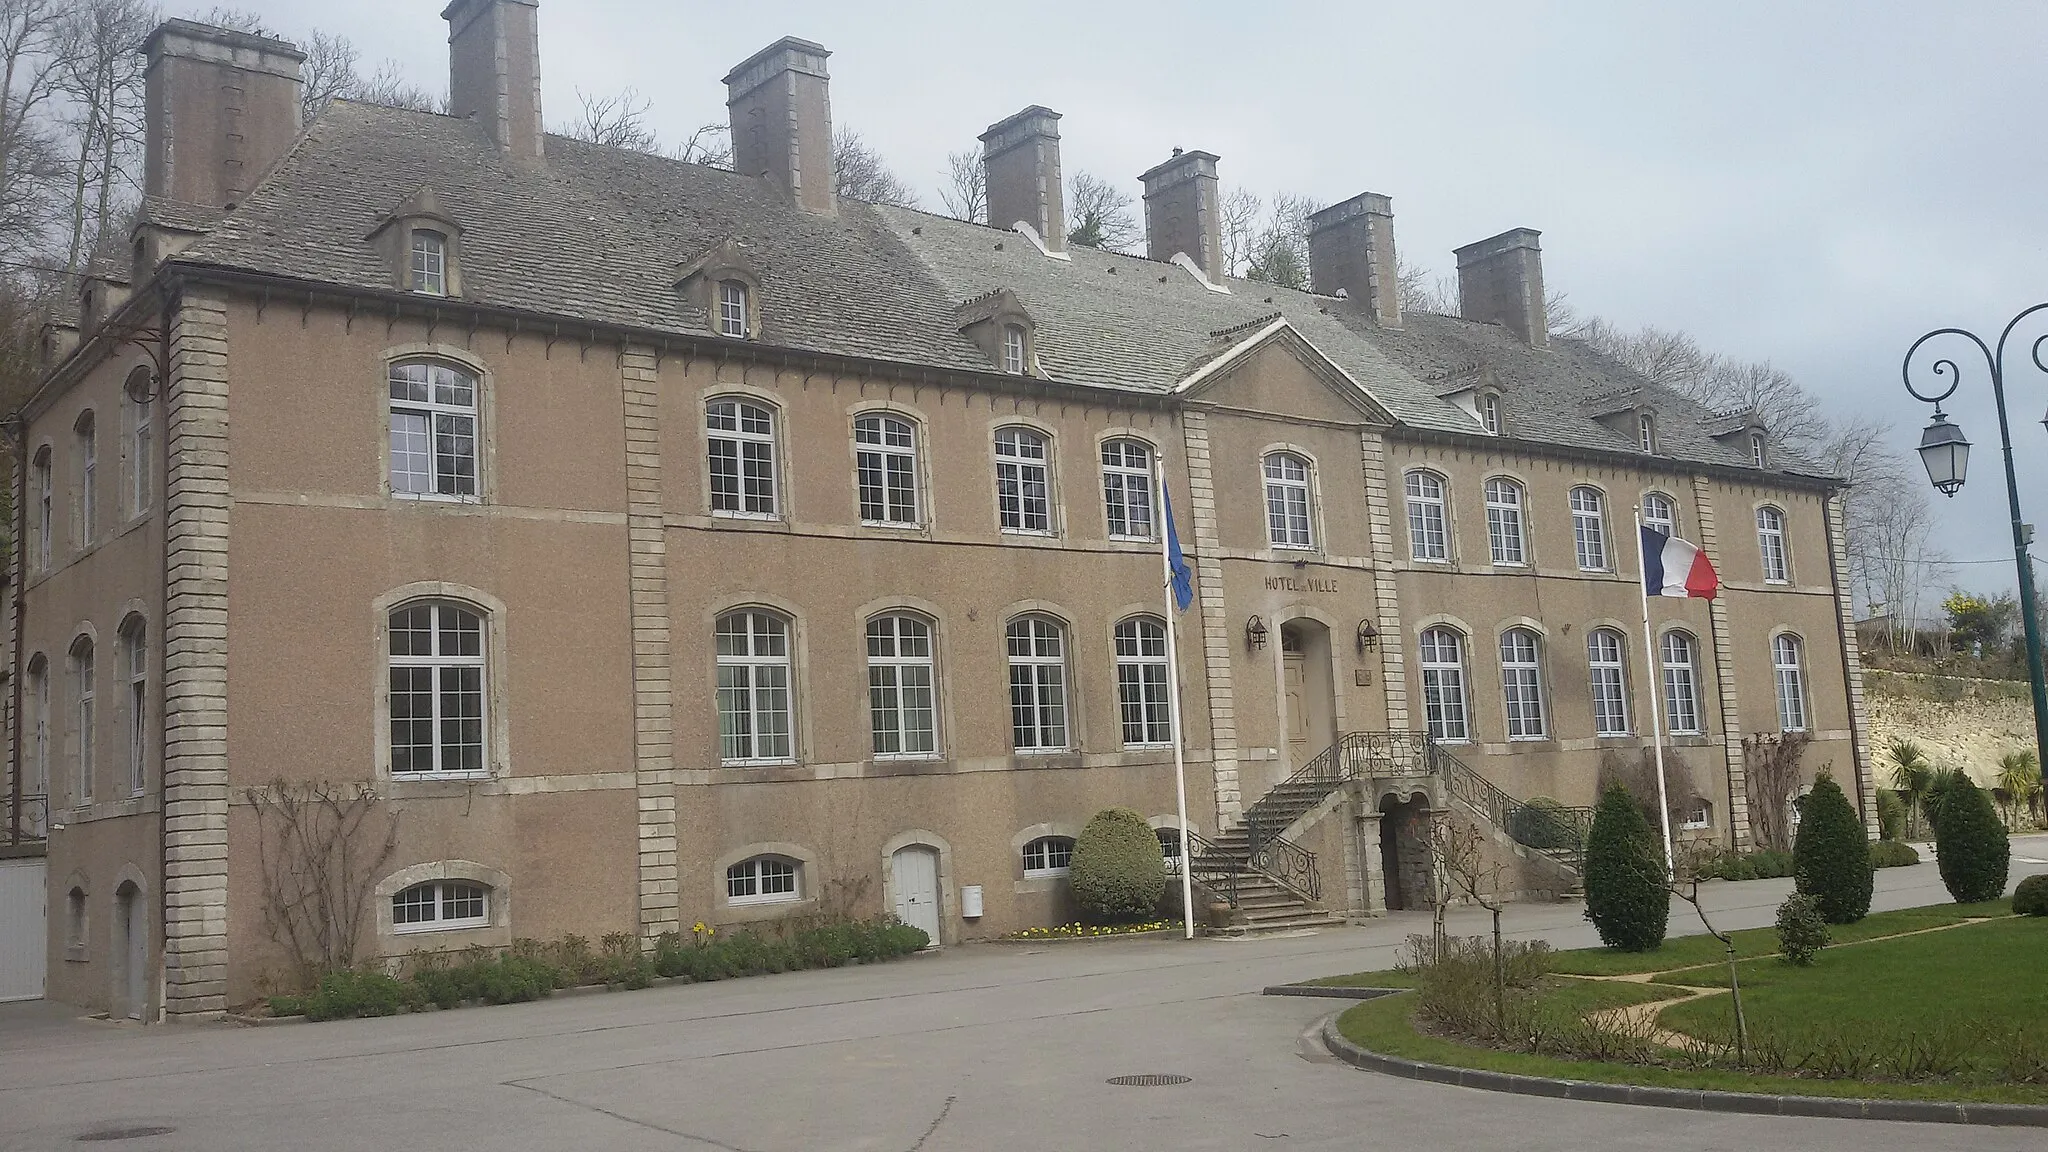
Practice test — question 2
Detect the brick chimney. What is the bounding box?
[142,20,305,209]
[980,106,1064,251]
[444,0,544,162]
[1308,192,1401,329]
[1140,149,1222,281]
[1454,228,1548,347]
[725,37,835,216]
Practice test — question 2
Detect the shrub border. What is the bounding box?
[1318,1008,2048,1127]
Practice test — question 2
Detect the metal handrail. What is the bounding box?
[1429,742,1594,872]
[1242,731,1431,861]
[0,794,48,847]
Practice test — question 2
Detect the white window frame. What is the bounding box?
[867,614,937,759]
[1757,506,1789,583]
[74,639,94,804]
[33,448,50,572]
[1007,616,1068,752]
[1001,324,1026,374]
[854,413,920,526]
[391,880,489,933]
[716,610,795,765]
[388,360,480,500]
[1642,492,1676,537]
[718,280,749,338]
[1638,412,1656,453]
[1751,432,1766,468]
[77,417,95,545]
[1115,616,1172,748]
[1022,835,1074,877]
[1483,478,1525,566]
[1404,470,1448,562]
[1418,627,1470,743]
[123,622,146,797]
[129,392,151,517]
[995,426,1054,534]
[410,230,447,296]
[1101,439,1156,541]
[726,856,801,906]
[27,658,47,803]
[1587,628,1630,737]
[1263,452,1315,550]
[1773,633,1808,733]
[1570,486,1608,572]
[1680,802,1711,831]
[1499,627,1547,740]
[707,398,780,518]
[388,600,488,778]
[1481,393,1502,435]
[1661,631,1703,736]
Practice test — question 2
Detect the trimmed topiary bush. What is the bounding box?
[1793,772,1873,923]
[1869,839,1920,869]
[1069,807,1166,923]
[1931,778,2010,903]
[1508,796,1576,851]
[1774,892,1829,965]
[1876,789,1906,842]
[1584,782,1669,952]
[2014,874,2048,916]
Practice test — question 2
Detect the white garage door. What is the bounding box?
[0,857,47,1002]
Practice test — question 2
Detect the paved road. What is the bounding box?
[3,841,2044,1151]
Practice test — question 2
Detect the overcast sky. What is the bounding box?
[246,0,2048,594]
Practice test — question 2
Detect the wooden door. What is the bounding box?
[891,846,941,944]
[1283,653,1310,768]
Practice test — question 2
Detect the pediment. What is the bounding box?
[1174,317,1394,426]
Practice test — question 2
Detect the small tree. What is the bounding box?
[1930,776,2011,903]
[1428,811,1509,1034]
[1774,892,1829,965]
[1996,750,2040,830]
[1669,840,1747,1061]
[1068,807,1165,922]
[1792,772,1872,923]
[1742,731,1810,852]
[1885,738,1934,838]
[1584,783,1669,951]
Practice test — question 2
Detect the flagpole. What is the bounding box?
[1637,509,1678,877]
[1158,459,1196,941]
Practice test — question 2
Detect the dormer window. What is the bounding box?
[1638,412,1656,453]
[1750,432,1766,468]
[1002,325,1026,374]
[1481,393,1502,435]
[411,230,447,295]
[719,280,750,338]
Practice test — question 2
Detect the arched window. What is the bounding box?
[1773,633,1808,733]
[707,397,779,517]
[1638,412,1657,453]
[1265,453,1315,550]
[411,230,447,295]
[1586,628,1630,737]
[1006,616,1068,752]
[1418,627,1469,742]
[1100,439,1155,541]
[1403,470,1447,561]
[127,380,152,517]
[32,446,51,571]
[388,600,487,777]
[867,614,936,758]
[1756,506,1789,583]
[1021,835,1074,877]
[718,280,750,338]
[1750,432,1766,468]
[66,887,86,948]
[716,610,793,764]
[726,855,801,905]
[1001,324,1027,374]
[1499,627,1546,740]
[71,635,94,804]
[995,426,1053,533]
[25,655,47,804]
[1480,393,1502,435]
[1660,631,1702,736]
[854,413,920,525]
[1483,478,1525,566]
[121,618,146,797]
[76,412,96,545]
[389,360,479,498]
[391,880,489,932]
[1641,492,1676,536]
[1114,616,1171,747]
[1569,486,1607,571]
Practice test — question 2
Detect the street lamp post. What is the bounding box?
[1902,306,2048,776]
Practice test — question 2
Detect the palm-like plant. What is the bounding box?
[1998,750,2042,830]
[1886,738,1934,839]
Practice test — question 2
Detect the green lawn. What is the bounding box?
[1334,992,2048,1106]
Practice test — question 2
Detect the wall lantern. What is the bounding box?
[1356,620,1380,653]
[1245,615,1268,651]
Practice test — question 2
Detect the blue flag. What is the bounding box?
[1164,483,1194,612]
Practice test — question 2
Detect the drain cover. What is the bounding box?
[1107,1074,1191,1087]
[77,1128,176,1143]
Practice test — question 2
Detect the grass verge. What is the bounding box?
[1547,901,2010,976]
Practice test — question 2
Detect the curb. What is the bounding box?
[1319,1008,2048,1127]
[1262,985,1406,1000]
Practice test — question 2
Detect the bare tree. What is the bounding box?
[0,0,65,260]
[54,0,153,275]
[1396,255,1457,315]
[245,779,399,987]
[832,125,918,207]
[1244,192,1319,290]
[562,87,659,153]
[1742,731,1812,853]
[1065,170,1138,253]
[937,147,983,224]
[1427,811,1510,1035]
[1218,185,1261,277]
[351,58,438,113]
[673,122,731,169]
[187,5,267,34]
[299,29,357,120]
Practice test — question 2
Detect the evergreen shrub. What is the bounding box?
[2014,874,2048,916]
[1792,773,1873,923]
[1931,780,2010,903]
[1774,892,1830,965]
[1869,840,1920,869]
[1069,807,1166,922]
[1507,797,1576,851]
[1876,789,1906,841]
[1583,783,1669,952]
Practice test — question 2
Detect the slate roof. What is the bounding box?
[166,99,1832,484]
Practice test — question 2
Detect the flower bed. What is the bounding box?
[999,919,1180,941]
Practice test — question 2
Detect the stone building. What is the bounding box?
[9,2,1870,1019]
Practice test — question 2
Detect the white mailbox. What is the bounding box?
[960,884,984,919]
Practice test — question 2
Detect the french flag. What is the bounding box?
[1641,525,1719,599]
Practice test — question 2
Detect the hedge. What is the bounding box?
[1584,782,1669,951]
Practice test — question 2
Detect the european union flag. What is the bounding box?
[1164,484,1194,612]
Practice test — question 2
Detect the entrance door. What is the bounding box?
[1283,649,1311,770]
[890,846,941,944]
[0,859,46,1002]
[114,883,145,1020]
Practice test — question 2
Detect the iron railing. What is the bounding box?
[1242,731,1432,863]
[1183,829,1242,907]
[1430,742,1594,873]
[1249,834,1321,902]
[0,793,48,847]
